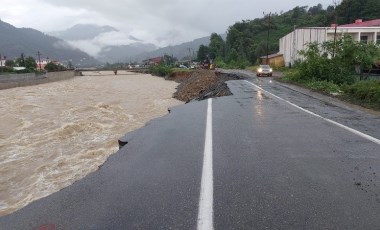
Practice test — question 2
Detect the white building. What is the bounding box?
[35,59,50,70]
[0,56,6,67]
[279,19,380,67]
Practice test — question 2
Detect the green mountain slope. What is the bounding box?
[0,20,100,67]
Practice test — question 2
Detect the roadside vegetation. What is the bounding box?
[341,81,380,110]
[280,35,380,111]
[149,55,178,77]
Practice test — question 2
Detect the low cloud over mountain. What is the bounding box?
[49,24,156,61]
[0,20,99,67]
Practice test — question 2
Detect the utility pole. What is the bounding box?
[21,53,25,67]
[263,12,272,65]
[291,25,297,67]
[332,0,341,58]
[0,52,3,73]
[37,51,42,71]
[188,47,192,67]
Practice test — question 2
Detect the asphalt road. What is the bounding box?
[1,74,380,229]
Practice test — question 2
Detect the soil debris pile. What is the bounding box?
[171,70,246,103]
[165,71,191,83]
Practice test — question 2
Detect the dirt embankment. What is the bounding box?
[167,70,246,103]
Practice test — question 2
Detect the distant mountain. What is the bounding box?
[48,24,150,62]
[49,24,119,41]
[98,43,156,63]
[46,23,226,64]
[0,20,99,67]
[129,34,226,62]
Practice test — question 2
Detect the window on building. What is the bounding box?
[377,35,380,44]
[360,35,368,43]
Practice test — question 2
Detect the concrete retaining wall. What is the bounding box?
[0,71,75,90]
[0,73,37,83]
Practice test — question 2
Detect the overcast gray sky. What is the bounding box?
[1,0,334,48]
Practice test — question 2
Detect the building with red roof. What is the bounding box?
[339,19,380,27]
[279,19,380,67]
[142,57,163,66]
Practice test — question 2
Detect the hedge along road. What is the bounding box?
[1,74,380,229]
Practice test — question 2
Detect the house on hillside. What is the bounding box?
[142,57,163,66]
[279,19,380,67]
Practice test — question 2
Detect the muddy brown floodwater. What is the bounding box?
[0,71,183,216]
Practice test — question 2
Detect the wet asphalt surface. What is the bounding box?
[1,71,380,229]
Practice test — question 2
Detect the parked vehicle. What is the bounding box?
[256,65,273,77]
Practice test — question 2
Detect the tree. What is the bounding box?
[15,54,25,67]
[197,45,210,61]
[292,6,307,19]
[208,33,225,59]
[45,62,66,71]
[5,60,15,67]
[228,48,239,63]
[25,57,37,70]
[308,4,323,15]
[336,0,380,24]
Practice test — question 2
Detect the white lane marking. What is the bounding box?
[197,98,214,230]
[244,80,380,146]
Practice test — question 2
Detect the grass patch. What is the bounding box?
[170,68,191,73]
[279,69,380,111]
[281,68,341,94]
[246,66,259,72]
[305,81,341,94]
[341,80,380,110]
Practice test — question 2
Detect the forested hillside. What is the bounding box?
[198,0,380,67]
[336,0,380,24]
[0,20,99,67]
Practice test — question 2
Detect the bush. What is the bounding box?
[296,36,379,85]
[45,62,66,71]
[214,57,228,69]
[282,69,341,94]
[282,69,304,83]
[226,59,250,69]
[342,80,380,108]
[149,64,172,77]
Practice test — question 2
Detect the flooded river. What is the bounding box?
[0,71,183,216]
